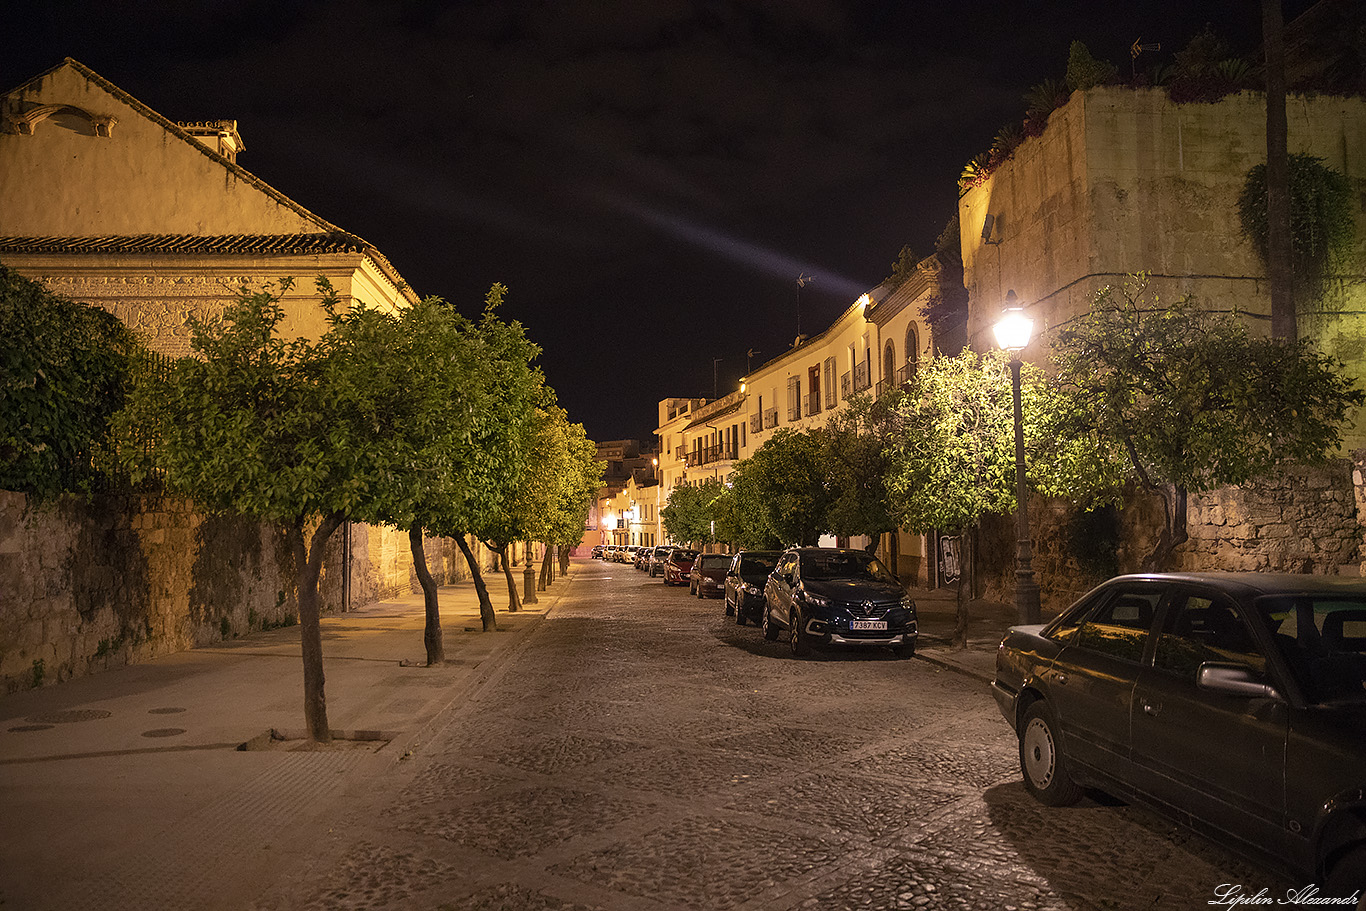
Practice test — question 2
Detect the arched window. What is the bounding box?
[905,325,920,382]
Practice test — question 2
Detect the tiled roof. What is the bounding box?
[4,59,418,303]
[0,233,370,256]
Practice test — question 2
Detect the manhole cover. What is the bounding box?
[8,724,54,732]
[148,707,186,715]
[142,728,186,738]
[27,709,112,724]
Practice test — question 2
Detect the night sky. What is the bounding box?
[1,1,1316,444]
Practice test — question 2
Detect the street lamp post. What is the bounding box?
[993,292,1042,625]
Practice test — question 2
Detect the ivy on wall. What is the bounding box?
[1238,154,1356,308]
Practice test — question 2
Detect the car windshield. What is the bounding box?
[1256,596,1366,705]
[672,551,697,562]
[699,555,731,569]
[739,555,778,574]
[801,553,897,583]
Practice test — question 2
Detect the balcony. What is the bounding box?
[750,413,763,434]
[763,408,778,429]
[786,401,801,422]
[804,392,821,417]
[840,372,850,400]
[675,445,686,460]
[853,362,871,393]
[686,444,739,467]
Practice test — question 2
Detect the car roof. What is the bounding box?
[1105,571,1366,598]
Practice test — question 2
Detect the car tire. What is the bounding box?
[789,609,811,657]
[735,603,746,626]
[891,639,915,659]
[1324,842,1366,904]
[762,605,780,641]
[1019,701,1082,807]
[725,594,735,617]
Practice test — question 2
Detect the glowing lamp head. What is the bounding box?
[993,291,1033,351]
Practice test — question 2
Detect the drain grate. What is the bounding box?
[27,709,112,724]
[142,728,187,738]
[148,707,186,715]
[8,724,55,733]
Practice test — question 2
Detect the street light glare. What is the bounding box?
[993,310,1034,351]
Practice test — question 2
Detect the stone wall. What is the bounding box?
[0,491,482,694]
[972,459,1365,613]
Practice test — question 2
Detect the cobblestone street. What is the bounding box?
[253,560,1289,911]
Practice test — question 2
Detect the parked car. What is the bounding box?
[762,547,915,657]
[634,547,652,571]
[662,549,698,585]
[690,553,733,598]
[647,545,673,577]
[992,572,1366,896]
[591,545,604,559]
[725,550,782,625]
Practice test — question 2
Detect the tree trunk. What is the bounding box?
[498,543,521,612]
[559,544,570,575]
[454,534,497,631]
[1264,0,1296,339]
[290,511,345,742]
[539,545,553,590]
[952,531,971,650]
[1142,484,1189,571]
[409,522,444,665]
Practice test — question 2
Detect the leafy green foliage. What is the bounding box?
[1065,41,1118,91]
[882,245,920,289]
[713,462,782,550]
[0,266,141,501]
[880,350,1123,535]
[1053,276,1365,567]
[822,397,897,543]
[1238,154,1356,307]
[661,476,724,546]
[1054,277,1364,495]
[732,428,832,547]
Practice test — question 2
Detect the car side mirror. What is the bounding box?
[1197,662,1281,700]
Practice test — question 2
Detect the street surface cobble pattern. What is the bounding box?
[254,561,1293,911]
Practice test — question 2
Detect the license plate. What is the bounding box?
[850,620,887,631]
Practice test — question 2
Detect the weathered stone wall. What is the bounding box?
[972,459,1365,613]
[0,491,476,694]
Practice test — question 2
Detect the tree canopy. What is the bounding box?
[1053,276,1365,568]
[661,476,724,546]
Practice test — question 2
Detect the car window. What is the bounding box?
[1069,585,1162,663]
[776,555,797,579]
[1154,593,1266,680]
[740,555,778,574]
[699,555,730,569]
[1256,596,1366,704]
[800,553,897,583]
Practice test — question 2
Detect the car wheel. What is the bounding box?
[789,609,811,657]
[724,594,735,617]
[891,639,915,659]
[734,602,746,625]
[762,605,780,641]
[1324,842,1366,905]
[1019,701,1082,806]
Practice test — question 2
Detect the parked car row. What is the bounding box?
[599,544,918,659]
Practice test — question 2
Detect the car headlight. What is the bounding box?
[802,591,830,608]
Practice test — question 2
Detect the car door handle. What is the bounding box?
[1143,701,1161,716]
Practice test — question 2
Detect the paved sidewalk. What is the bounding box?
[911,586,1054,683]
[0,563,579,911]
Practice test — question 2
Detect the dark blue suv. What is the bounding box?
[762,547,916,657]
